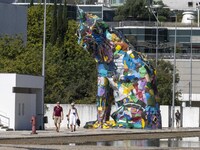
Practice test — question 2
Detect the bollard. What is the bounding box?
[31,116,37,134]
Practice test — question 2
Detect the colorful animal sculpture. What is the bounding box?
[77,9,162,129]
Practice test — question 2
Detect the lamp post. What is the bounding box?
[187,17,193,107]
[146,4,161,68]
[189,20,193,107]
[196,3,200,27]
[42,0,46,129]
[156,12,159,68]
[171,10,177,128]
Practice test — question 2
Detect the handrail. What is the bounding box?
[0,114,10,128]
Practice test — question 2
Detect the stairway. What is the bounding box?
[0,123,13,131]
[0,124,13,131]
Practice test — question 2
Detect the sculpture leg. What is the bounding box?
[96,77,113,127]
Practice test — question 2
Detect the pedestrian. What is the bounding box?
[68,102,79,132]
[175,110,181,128]
[52,101,63,132]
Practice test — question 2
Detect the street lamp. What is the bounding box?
[187,17,193,107]
[196,2,200,27]
[146,4,162,68]
[42,0,46,130]
[171,10,177,128]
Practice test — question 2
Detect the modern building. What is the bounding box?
[162,0,200,10]
[0,2,27,42]
[115,26,200,54]
[97,0,125,7]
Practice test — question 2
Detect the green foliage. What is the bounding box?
[153,59,181,105]
[44,20,97,104]
[50,0,58,45]
[28,4,52,45]
[114,0,171,22]
[57,2,65,46]
[115,0,149,21]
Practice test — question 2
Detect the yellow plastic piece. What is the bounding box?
[115,45,121,51]
[93,121,101,129]
[123,88,129,95]
[124,61,128,69]
[103,124,110,129]
[130,54,135,58]
[141,118,145,128]
[154,70,157,75]
[104,56,108,61]
[118,124,123,127]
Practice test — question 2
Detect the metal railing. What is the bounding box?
[146,53,200,59]
[106,21,198,28]
[0,114,10,128]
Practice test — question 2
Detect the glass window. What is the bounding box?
[168,30,175,35]
[177,30,190,35]
[120,29,130,34]
[112,0,116,4]
[177,37,190,43]
[138,29,144,34]
[192,30,200,36]
[130,29,137,34]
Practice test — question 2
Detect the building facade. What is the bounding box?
[0,2,27,42]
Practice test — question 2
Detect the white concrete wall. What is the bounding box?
[0,74,16,129]
[182,107,199,127]
[160,105,169,127]
[45,104,200,129]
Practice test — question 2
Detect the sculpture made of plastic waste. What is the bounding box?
[77,9,162,129]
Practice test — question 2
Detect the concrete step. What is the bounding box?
[1,126,8,129]
[0,125,13,131]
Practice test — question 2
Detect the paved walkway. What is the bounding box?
[0,127,200,150]
[1,127,200,139]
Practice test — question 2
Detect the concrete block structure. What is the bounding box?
[0,74,44,130]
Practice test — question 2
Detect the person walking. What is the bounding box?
[68,102,79,132]
[52,101,63,132]
[175,110,181,128]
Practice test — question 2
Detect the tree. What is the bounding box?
[57,2,64,46]
[63,0,68,39]
[155,59,181,105]
[154,0,171,22]
[27,4,52,45]
[114,0,149,21]
[30,0,34,7]
[50,0,58,45]
[114,0,171,22]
